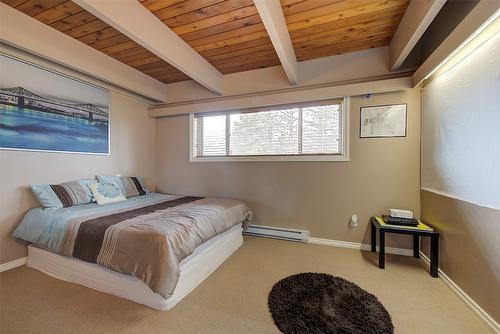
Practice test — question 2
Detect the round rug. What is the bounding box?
[268,273,394,334]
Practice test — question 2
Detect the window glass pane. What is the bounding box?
[192,100,344,159]
[302,104,341,154]
[198,115,226,156]
[229,109,299,156]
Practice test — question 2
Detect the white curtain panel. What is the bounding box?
[422,32,500,210]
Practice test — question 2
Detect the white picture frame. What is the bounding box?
[360,104,407,138]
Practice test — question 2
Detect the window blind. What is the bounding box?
[193,99,343,158]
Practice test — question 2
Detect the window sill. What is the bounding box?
[190,154,349,162]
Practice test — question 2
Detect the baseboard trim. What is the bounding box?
[308,237,414,256]
[0,257,27,272]
[420,252,500,333]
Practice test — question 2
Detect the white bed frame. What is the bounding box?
[26,224,243,310]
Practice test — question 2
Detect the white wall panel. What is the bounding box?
[422,32,500,210]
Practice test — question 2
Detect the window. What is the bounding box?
[191,98,348,161]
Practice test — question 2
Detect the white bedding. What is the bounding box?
[26,224,243,310]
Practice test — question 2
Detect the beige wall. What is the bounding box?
[155,88,421,248]
[421,190,500,323]
[0,83,156,265]
[163,47,410,104]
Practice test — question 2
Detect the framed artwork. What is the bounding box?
[0,54,110,155]
[360,104,407,138]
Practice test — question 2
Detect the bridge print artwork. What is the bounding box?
[0,55,109,154]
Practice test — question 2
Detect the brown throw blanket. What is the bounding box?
[58,196,252,298]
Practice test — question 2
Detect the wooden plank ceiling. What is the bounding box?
[1,0,190,83]
[281,0,410,61]
[141,0,281,75]
[2,0,409,84]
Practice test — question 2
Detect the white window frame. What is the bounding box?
[189,97,350,162]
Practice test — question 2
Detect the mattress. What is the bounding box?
[26,224,243,310]
[14,193,252,299]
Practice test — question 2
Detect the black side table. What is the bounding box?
[370,217,440,278]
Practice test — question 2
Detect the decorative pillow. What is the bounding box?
[88,182,127,205]
[97,175,149,198]
[31,179,96,208]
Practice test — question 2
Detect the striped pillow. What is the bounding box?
[30,179,96,209]
[97,176,149,198]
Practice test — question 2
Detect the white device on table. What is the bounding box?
[389,209,413,219]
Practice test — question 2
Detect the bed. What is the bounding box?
[13,193,252,310]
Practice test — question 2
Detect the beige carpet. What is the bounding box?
[0,236,490,334]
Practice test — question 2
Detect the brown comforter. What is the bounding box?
[58,196,252,298]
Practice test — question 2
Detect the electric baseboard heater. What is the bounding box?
[243,225,309,242]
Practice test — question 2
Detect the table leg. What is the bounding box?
[379,230,385,269]
[430,234,439,278]
[413,234,420,259]
[371,221,376,252]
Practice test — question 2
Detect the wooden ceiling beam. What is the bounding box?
[254,0,298,85]
[1,2,167,101]
[74,0,224,94]
[389,0,446,70]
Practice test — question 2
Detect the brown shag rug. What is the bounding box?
[268,273,394,334]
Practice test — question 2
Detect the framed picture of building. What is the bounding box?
[0,54,110,155]
[360,104,407,138]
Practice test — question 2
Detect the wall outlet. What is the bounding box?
[350,215,358,227]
